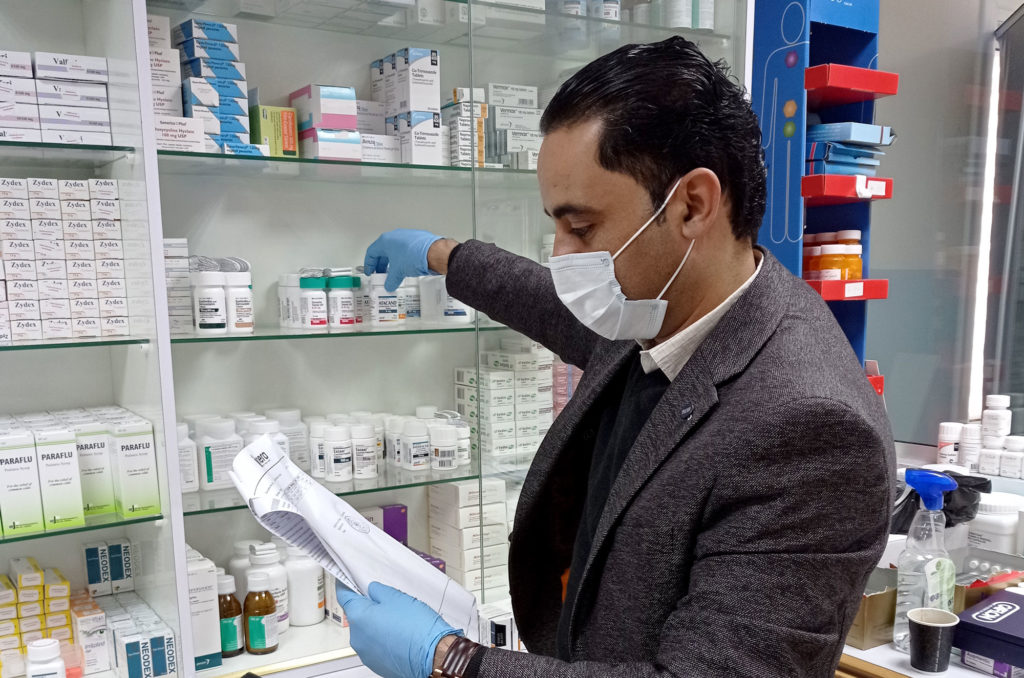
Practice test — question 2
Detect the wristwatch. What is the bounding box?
[432,636,479,678]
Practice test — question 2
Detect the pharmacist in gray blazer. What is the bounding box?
[338,36,895,678]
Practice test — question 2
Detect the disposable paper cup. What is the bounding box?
[908,607,959,673]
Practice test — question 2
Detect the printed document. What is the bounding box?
[229,435,480,639]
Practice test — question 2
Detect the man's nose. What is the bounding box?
[552,234,580,258]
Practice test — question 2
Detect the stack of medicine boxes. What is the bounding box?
[175,19,259,155]
[485,83,543,170]
[443,88,487,168]
[455,336,555,466]
[428,479,510,601]
[0,49,112,146]
[148,16,183,119]
[291,83,362,161]
[4,559,72,651]
[163,238,192,334]
[0,177,131,342]
[375,48,443,165]
[92,589,177,678]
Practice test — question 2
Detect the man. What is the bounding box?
[338,36,895,678]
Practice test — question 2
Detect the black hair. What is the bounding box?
[540,36,766,243]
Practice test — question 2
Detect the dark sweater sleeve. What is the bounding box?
[446,240,602,370]
[462,645,487,678]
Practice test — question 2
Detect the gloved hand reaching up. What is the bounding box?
[337,580,461,678]
[363,229,445,293]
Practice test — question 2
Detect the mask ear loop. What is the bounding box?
[656,239,696,301]
[612,178,684,261]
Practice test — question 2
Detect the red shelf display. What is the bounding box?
[806,279,889,301]
[802,174,893,206]
[804,64,900,109]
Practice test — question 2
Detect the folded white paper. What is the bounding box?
[230,436,479,640]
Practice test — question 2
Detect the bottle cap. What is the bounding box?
[820,244,845,255]
[192,271,226,286]
[224,271,251,286]
[325,425,351,442]
[837,229,862,241]
[248,419,281,435]
[803,233,818,244]
[285,273,301,286]
[807,246,821,256]
[279,274,290,286]
[247,570,271,592]
[404,420,428,437]
[217,574,236,595]
[1005,436,1024,452]
[237,415,267,434]
[27,639,60,663]
[817,232,838,243]
[977,492,1024,514]
[228,411,256,424]
[416,406,437,420]
[309,421,328,437]
[983,435,1005,449]
[176,422,189,442]
[848,244,863,255]
[299,276,327,289]
[196,417,236,440]
[266,408,301,425]
[905,469,958,510]
[328,276,359,289]
[249,542,280,565]
[987,394,1012,409]
[961,423,982,442]
[233,539,263,557]
[430,425,458,445]
[350,424,374,439]
[938,422,964,441]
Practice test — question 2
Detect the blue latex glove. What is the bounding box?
[337,580,460,678]
[364,229,444,293]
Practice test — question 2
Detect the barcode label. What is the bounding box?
[435,448,456,458]
[436,458,456,469]
[456,386,466,400]
[517,98,532,106]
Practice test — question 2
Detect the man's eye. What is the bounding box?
[570,225,592,238]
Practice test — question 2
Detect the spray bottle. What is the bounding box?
[893,469,958,652]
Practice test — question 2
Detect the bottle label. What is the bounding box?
[221,614,243,652]
[924,558,955,610]
[409,439,430,466]
[247,612,278,649]
[937,441,959,464]
[432,444,457,470]
[232,294,254,329]
[196,293,226,329]
[316,572,326,610]
[374,294,400,322]
[204,440,242,484]
[331,294,356,326]
[271,585,289,624]
[818,269,842,281]
[353,441,377,478]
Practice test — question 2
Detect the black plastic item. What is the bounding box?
[890,471,992,535]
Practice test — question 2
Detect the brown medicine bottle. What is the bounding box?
[218,574,244,658]
[244,571,279,655]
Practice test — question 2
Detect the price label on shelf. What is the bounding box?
[845,282,865,298]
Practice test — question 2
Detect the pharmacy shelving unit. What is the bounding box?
[4,1,749,677]
[752,0,894,365]
[0,1,190,675]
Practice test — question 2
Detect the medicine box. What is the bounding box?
[58,180,90,201]
[290,85,357,132]
[0,102,40,130]
[71,299,99,319]
[69,279,98,299]
[2,239,33,260]
[217,112,250,135]
[356,100,386,135]
[151,85,183,116]
[109,419,160,518]
[0,51,32,79]
[399,111,443,165]
[454,365,515,389]
[153,115,204,153]
[148,15,171,48]
[183,78,219,109]
[205,78,246,100]
[487,83,537,108]
[33,427,87,530]
[395,47,440,113]
[7,280,37,301]
[0,434,36,536]
[6,260,36,281]
[87,179,118,201]
[429,521,507,552]
[173,19,239,44]
[213,96,248,118]
[299,128,361,161]
[9,558,43,588]
[44,598,69,614]
[150,68,182,89]
[429,500,507,529]
[39,279,69,300]
[442,101,488,121]
[0,179,27,200]
[17,585,41,603]
[0,128,41,143]
[83,542,111,596]
[33,53,108,83]
[360,134,400,163]
[0,219,29,238]
[0,77,37,104]
[178,38,240,62]
[40,130,112,146]
[487,105,542,131]
[430,541,509,572]
[30,199,61,221]
[72,317,100,337]
[34,80,108,109]
[446,565,509,593]
[449,87,484,104]
[90,199,120,221]
[38,105,111,133]
[186,555,222,671]
[484,350,539,371]
[428,478,506,507]
[41,299,70,320]
[0,576,13,606]
[455,384,515,406]
[107,539,134,592]
[67,260,96,281]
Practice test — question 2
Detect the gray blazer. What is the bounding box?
[446,241,895,678]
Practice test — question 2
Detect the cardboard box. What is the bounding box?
[35,81,108,109]
[38,105,110,133]
[0,51,32,79]
[395,47,440,113]
[290,84,357,132]
[33,53,108,83]
[250,105,297,158]
[0,77,36,104]
[956,588,1024,668]
[299,128,360,161]
[845,567,897,650]
[173,19,239,44]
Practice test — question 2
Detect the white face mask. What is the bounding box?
[548,179,694,341]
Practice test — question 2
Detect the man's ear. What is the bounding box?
[663,168,722,241]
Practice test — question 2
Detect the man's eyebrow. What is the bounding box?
[545,203,597,220]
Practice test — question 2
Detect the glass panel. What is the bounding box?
[183,464,481,516]
[0,141,136,168]
[0,337,148,352]
[0,513,163,546]
[170,322,504,344]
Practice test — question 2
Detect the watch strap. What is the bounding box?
[432,636,479,678]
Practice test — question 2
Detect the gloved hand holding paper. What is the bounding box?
[228,435,480,641]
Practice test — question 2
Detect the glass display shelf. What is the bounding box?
[0,513,163,545]
[147,0,734,61]
[184,463,481,516]
[0,140,135,169]
[171,322,504,344]
[203,620,355,678]
[0,337,149,352]
[157,150,474,187]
